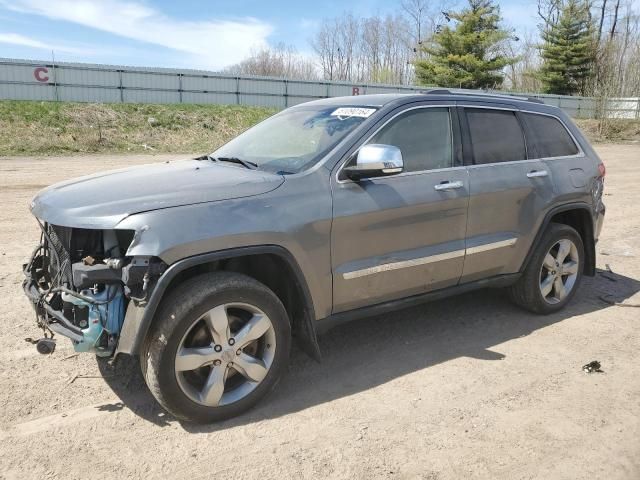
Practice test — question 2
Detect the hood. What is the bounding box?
[30,159,285,229]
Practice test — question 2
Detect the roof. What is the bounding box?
[302,89,557,113]
[301,94,415,107]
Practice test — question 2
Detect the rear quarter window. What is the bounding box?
[522,113,579,158]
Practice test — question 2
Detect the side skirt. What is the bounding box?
[315,273,521,335]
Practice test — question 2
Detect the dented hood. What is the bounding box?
[30,159,285,229]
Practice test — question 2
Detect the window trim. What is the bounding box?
[335,104,461,184]
[458,104,584,167]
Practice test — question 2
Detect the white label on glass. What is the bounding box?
[331,107,376,118]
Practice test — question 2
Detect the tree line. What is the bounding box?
[223,0,640,98]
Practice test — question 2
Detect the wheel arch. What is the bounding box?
[522,203,596,276]
[117,245,321,360]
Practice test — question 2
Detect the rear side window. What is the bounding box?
[368,107,453,172]
[466,109,526,164]
[522,113,579,158]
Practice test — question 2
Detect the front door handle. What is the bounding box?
[434,180,464,191]
[527,170,548,178]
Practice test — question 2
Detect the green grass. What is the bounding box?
[0,100,638,156]
[573,117,640,144]
[0,101,276,156]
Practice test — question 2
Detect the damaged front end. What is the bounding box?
[23,221,166,357]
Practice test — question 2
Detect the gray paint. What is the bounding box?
[27,92,606,352]
[115,171,335,318]
[330,167,469,312]
[30,159,284,229]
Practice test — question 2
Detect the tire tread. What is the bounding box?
[508,222,584,314]
[140,271,290,423]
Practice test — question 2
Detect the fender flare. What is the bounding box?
[116,245,321,360]
[521,202,596,276]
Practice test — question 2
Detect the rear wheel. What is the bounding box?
[509,223,584,314]
[141,272,291,423]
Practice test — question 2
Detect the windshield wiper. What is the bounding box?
[207,155,258,170]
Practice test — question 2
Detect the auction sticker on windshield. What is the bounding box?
[331,107,377,118]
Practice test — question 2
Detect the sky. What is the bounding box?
[0,0,541,71]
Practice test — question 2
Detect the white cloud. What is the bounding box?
[0,32,51,49]
[2,0,274,69]
[0,32,91,54]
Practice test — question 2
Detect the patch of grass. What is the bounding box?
[1,101,638,156]
[0,101,276,156]
[574,118,640,144]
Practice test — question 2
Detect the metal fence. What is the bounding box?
[1,57,639,119]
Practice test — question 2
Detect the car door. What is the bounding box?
[330,105,470,313]
[459,104,556,283]
[519,110,589,205]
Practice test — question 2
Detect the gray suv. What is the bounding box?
[23,91,606,423]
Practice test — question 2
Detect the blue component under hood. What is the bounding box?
[30,159,285,229]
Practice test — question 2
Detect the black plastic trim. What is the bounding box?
[121,245,320,358]
[520,202,596,276]
[514,110,530,160]
[450,107,464,167]
[316,273,521,334]
[457,106,474,166]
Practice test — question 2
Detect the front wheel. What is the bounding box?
[509,223,585,314]
[141,272,291,423]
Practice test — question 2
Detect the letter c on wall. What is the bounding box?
[34,67,49,82]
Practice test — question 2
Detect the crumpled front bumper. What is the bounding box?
[23,254,84,343]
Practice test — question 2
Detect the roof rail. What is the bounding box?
[420,88,546,105]
[420,88,451,95]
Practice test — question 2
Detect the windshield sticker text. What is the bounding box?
[331,107,376,119]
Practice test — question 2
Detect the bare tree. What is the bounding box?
[537,0,563,25]
[227,0,640,98]
[610,0,621,38]
[310,20,340,80]
[310,12,414,84]
[504,32,542,92]
[223,43,319,80]
[401,0,429,45]
[598,0,608,42]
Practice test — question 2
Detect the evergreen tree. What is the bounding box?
[414,0,517,89]
[538,0,595,95]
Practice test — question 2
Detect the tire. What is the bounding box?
[140,272,291,423]
[508,222,585,314]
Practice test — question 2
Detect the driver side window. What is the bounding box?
[368,107,453,173]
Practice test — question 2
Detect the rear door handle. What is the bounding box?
[527,170,548,178]
[434,180,464,191]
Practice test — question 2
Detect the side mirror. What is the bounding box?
[343,144,404,180]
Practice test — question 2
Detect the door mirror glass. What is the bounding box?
[344,144,404,180]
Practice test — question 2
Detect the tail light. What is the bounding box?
[594,163,605,203]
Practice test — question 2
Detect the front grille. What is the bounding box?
[46,224,73,287]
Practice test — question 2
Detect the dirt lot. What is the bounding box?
[0,146,639,480]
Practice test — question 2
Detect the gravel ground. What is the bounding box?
[0,145,638,480]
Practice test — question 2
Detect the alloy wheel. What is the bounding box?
[174,303,276,407]
[539,238,580,304]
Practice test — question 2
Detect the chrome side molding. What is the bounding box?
[342,237,518,279]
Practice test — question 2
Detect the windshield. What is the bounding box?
[211,105,378,174]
